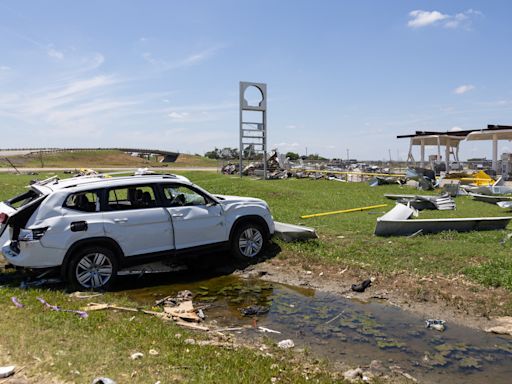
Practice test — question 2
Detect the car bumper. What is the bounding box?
[1,240,65,268]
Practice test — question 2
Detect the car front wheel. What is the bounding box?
[231,222,267,260]
[68,246,118,291]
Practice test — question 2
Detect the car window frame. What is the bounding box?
[158,183,214,208]
[62,189,102,213]
[102,183,162,212]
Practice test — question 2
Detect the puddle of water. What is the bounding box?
[119,275,512,384]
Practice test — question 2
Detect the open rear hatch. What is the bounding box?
[0,189,47,239]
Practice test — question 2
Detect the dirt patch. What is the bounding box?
[238,256,512,332]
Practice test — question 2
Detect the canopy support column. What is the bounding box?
[492,133,498,172]
[420,139,425,167]
[445,138,451,173]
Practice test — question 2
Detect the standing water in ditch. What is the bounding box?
[120,275,512,384]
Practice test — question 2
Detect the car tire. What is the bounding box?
[231,221,267,261]
[67,246,118,291]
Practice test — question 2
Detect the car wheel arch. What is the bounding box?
[60,237,124,280]
[229,215,270,242]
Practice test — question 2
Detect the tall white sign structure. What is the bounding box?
[239,81,267,179]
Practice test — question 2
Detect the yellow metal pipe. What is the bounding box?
[301,204,388,219]
[302,170,405,177]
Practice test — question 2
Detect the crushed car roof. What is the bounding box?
[30,174,192,194]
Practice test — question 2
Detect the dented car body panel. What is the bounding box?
[0,174,274,271]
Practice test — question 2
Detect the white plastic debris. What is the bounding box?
[92,378,117,384]
[149,349,159,356]
[277,339,295,349]
[343,367,363,383]
[0,366,15,378]
[425,319,445,332]
[130,352,144,360]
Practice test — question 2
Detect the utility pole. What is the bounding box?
[346,148,349,161]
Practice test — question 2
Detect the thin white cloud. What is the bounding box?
[408,10,448,28]
[168,111,190,120]
[450,126,463,131]
[407,9,482,29]
[0,65,10,71]
[142,46,222,71]
[453,84,475,95]
[47,47,64,60]
[275,142,300,148]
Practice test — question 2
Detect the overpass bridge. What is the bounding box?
[0,147,180,162]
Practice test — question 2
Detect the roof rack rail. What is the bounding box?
[33,175,59,186]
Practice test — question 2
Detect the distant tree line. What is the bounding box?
[204,148,327,161]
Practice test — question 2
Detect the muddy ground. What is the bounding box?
[236,256,512,333]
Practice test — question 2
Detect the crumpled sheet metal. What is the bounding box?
[273,221,318,242]
[375,203,512,236]
[384,193,456,211]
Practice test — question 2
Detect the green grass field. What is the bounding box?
[1,171,511,383]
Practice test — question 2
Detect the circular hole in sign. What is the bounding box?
[244,85,264,107]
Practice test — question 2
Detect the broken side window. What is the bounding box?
[64,191,100,212]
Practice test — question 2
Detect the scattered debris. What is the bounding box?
[469,193,512,204]
[484,316,512,336]
[84,291,210,331]
[351,279,372,293]
[258,326,281,334]
[325,312,344,325]
[130,352,144,360]
[375,203,512,236]
[11,296,24,308]
[92,378,117,384]
[273,221,318,242]
[405,167,435,190]
[342,367,363,383]
[425,319,446,332]
[384,193,456,211]
[277,339,295,349]
[239,305,270,316]
[69,291,103,299]
[148,349,159,356]
[37,297,88,319]
[0,365,15,379]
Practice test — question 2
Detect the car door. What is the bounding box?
[160,183,226,250]
[102,184,174,256]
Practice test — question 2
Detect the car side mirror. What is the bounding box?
[206,201,217,207]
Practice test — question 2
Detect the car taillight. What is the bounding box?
[0,212,8,224]
[18,227,48,241]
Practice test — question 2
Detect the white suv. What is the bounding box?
[0,173,274,290]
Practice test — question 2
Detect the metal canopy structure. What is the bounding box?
[397,132,465,172]
[239,81,267,179]
[466,125,512,171]
[397,125,512,172]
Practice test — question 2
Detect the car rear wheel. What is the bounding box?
[231,222,267,260]
[68,246,118,291]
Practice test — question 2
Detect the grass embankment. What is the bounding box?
[0,150,218,169]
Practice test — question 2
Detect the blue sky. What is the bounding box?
[1,1,511,160]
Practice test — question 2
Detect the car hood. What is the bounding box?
[214,195,267,205]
